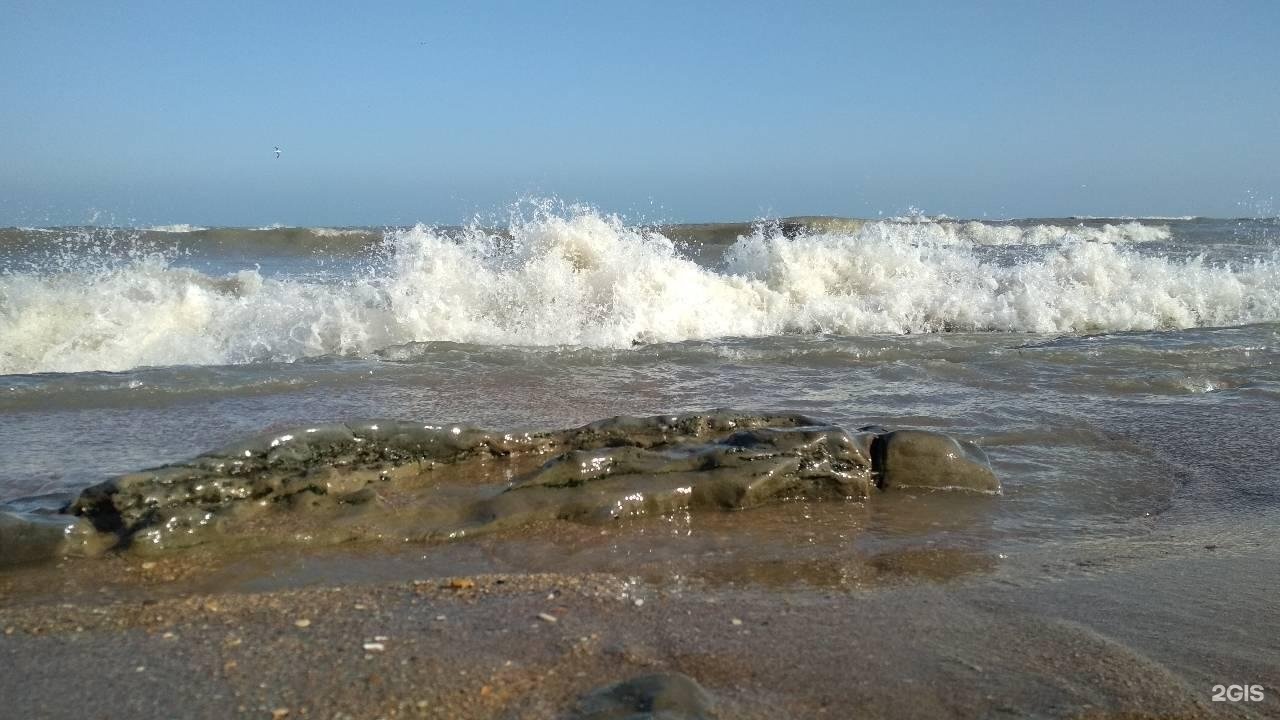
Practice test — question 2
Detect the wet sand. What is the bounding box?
[1,525,1275,720]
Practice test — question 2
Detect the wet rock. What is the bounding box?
[67,419,549,539]
[0,411,1000,564]
[573,672,715,720]
[872,430,999,492]
[66,411,834,543]
[465,425,876,531]
[564,410,817,450]
[129,506,231,554]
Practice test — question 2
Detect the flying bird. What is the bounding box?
[274,146,282,159]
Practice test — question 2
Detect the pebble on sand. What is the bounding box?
[294,618,311,628]
[574,672,715,719]
[537,612,558,623]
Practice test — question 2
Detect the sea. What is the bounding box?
[1,206,1278,572]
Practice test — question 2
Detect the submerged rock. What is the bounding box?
[573,672,716,720]
[0,510,105,566]
[872,430,999,492]
[0,411,998,565]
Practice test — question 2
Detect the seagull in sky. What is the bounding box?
[274,146,282,159]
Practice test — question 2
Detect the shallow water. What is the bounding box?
[1,211,1278,576]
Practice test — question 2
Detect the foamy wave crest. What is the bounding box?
[868,218,1170,246]
[0,209,1275,374]
[722,227,1275,334]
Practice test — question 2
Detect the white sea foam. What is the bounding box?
[143,224,208,233]
[0,210,1275,374]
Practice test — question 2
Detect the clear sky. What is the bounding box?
[2,0,1277,226]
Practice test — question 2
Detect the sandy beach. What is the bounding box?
[3,496,1276,719]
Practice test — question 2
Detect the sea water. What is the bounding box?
[1,207,1277,568]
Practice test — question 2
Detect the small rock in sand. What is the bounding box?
[573,672,715,719]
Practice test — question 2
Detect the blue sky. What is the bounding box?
[1,1,1277,226]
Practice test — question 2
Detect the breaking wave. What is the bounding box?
[1,209,1276,374]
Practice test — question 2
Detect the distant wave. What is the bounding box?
[0,225,385,255]
[143,224,208,233]
[309,227,375,238]
[858,218,1170,246]
[1,210,1276,374]
[0,217,1178,254]
[1069,215,1199,221]
[659,216,1171,247]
